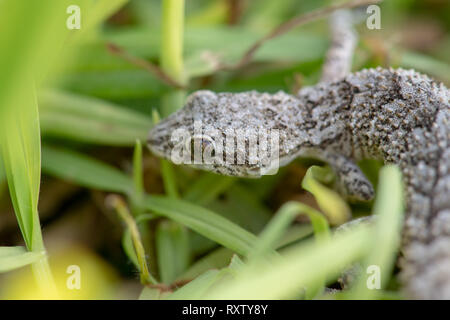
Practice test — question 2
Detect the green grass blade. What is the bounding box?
[40,146,256,256]
[143,196,258,256]
[41,145,134,194]
[166,255,244,300]
[250,201,330,261]
[0,160,4,184]
[0,247,45,273]
[156,220,190,283]
[179,224,314,283]
[302,166,351,225]
[83,0,130,32]
[276,225,314,249]
[39,90,152,129]
[0,246,27,258]
[122,214,157,270]
[39,90,152,146]
[122,228,139,269]
[131,139,145,216]
[400,51,450,83]
[1,87,41,251]
[177,247,234,281]
[249,201,330,298]
[165,269,224,300]
[183,173,236,205]
[348,165,404,299]
[160,160,180,198]
[204,223,373,299]
[0,0,93,295]
[108,195,156,284]
[139,287,168,300]
[133,140,144,198]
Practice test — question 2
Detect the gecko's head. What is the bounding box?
[147,90,283,178]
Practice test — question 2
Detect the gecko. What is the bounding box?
[147,66,449,299]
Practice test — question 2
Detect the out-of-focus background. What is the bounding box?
[0,0,448,299]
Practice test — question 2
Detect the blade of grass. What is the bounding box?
[40,146,256,257]
[106,195,157,284]
[347,165,404,299]
[39,90,152,146]
[160,160,180,198]
[133,140,145,199]
[183,173,236,206]
[249,201,330,261]
[122,228,139,269]
[152,110,180,199]
[154,5,188,276]
[302,165,351,225]
[204,223,373,299]
[0,85,56,294]
[41,145,134,194]
[0,158,4,185]
[248,201,330,299]
[158,0,186,201]
[40,113,150,146]
[165,269,225,300]
[139,287,169,300]
[143,195,258,256]
[160,0,187,119]
[400,51,450,83]
[207,184,273,234]
[276,225,314,249]
[156,220,190,283]
[177,247,234,281]
[165,255,246,300]
[0,246,27,257]
[131,140,146,215]
[79,0,130,36]
[0,247,45,273]
[122,214,157,270]
[0,0,130,295]
[161,0,186,88]
[39,90,152,129]
[178,224,314,282]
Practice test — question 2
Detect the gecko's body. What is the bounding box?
[148,67,450,299]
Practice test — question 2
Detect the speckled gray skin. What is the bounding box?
[148,67,450,299]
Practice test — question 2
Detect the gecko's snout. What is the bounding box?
[147,90,219,159]
[147,127,167,159]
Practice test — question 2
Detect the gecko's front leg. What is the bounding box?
[323,153,375,202]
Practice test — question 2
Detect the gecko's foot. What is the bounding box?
[327,155,375,202]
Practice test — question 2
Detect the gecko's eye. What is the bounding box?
[187,135,215,163]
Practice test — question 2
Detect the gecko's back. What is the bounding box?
[301,67,450,298]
